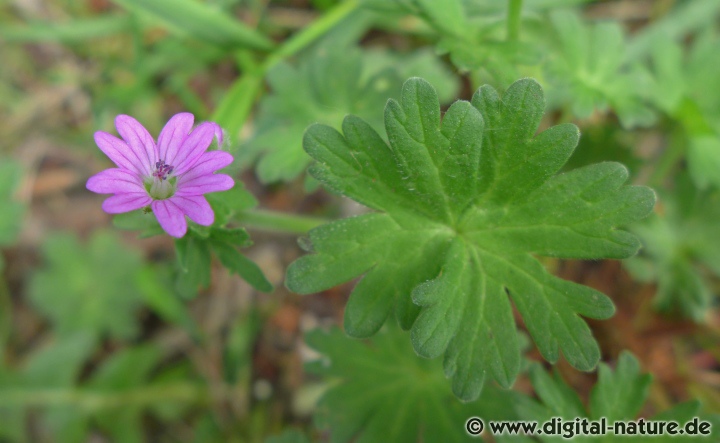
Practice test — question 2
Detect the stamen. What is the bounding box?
[152,159,175,181]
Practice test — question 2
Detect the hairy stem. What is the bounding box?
[507,0,523,41]
[236,209,329,234]
[648,135,685,187]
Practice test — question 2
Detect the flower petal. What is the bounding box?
[94,131,147,175]
[115,115,157,176]
[152,199,187,238]
[101,193,152,214]
[177,151,234,182]
[86,168,144,194]
[176,174,234,196]
[158,113,194,165]
[171,195,214,226]
[172,122,222,175]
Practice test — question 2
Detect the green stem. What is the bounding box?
[0,383,209,411]
[507,0,523,41]
[236,209,329,234]
[0,273,11,362]
[649,135,685,187]
[262,0,360,71]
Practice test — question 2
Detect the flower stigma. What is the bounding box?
[148,159,176,199]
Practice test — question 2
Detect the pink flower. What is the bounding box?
[87,113,234,238]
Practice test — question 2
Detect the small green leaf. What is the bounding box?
[135,266,200,337]
[111,0,274,50]
[113,210,165,238]
[210,227,251,247]
[210,241,272,292]
[175,233,212,291]
[287,77,654,401]
[174,223,269,294]
[206,186,259,227]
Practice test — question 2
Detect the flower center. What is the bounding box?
[147,159,176,200]
[153,160,174,180]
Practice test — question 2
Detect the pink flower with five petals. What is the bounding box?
[87,113,234,238]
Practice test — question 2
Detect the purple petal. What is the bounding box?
[115,115,157,176]
[152,199,187,238]
[158,113,194,165]
[177,151,233,182]
[94,131,147,175]
[172,122,222,176]
[171,195,214,226]
[101,193,152,214]
[176,174,234,196]
[86,168,144,194]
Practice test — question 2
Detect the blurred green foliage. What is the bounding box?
[518,352,720,442]
[305,325,525,443]
[0,161,25,270]
[627,178,720,321]
[29,232,145,340]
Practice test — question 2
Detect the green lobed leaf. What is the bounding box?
[589,352,651,422]
[541,11,656,128]
[28,232,145,340]
[306,325,524,443]
[244,42,458,183]
[626,0,720,61]
[287,77,655,401]
[517,352,719,442]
